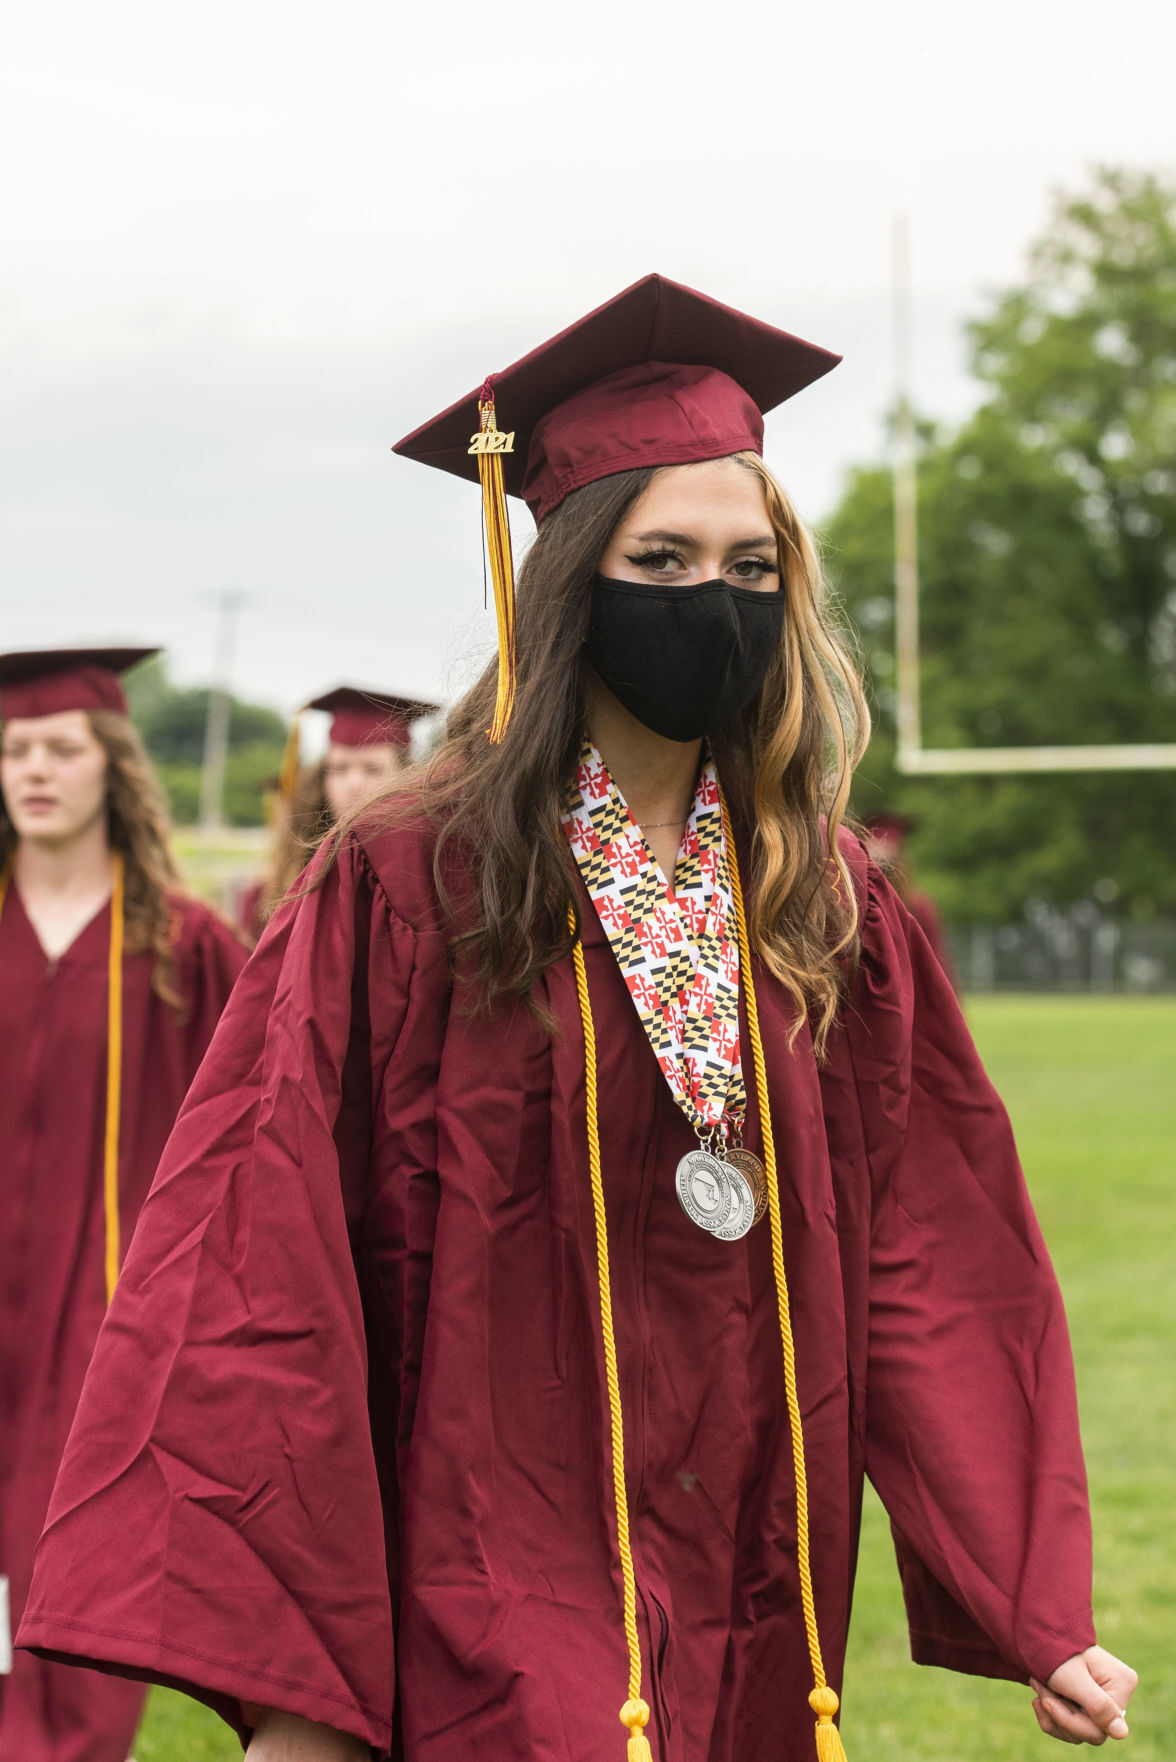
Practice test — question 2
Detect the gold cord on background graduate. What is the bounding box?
[469,385,517,743]
[103,853,125,1304]
[570,917,654,1762]
[277,711,303,805]
[718,786,847,1762]
[0,856,126,1309]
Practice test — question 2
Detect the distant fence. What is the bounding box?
[948,904,1176,993]
[169,831,1175,996]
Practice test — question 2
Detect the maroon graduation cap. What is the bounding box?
[394,272,839,523]
[304,685,440,751]
[278,685,439,801]
[0,647,158,721]
[392,273,839,741]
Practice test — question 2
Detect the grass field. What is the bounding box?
[170,826,267,920]
[135,996,1174,1760]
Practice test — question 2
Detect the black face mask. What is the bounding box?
[586,575,785,742]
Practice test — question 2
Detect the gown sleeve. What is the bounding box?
[844,855,1096,1685]
[171,897,251,1068]
[18,838,427,1755]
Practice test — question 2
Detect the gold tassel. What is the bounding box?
[278,710,303,802]
[468,383,517,743]
[811,1686,846,1761]
[621,1698,652,1762]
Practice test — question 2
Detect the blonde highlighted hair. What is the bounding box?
[733,453,870,1048]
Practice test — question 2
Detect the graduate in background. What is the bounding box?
[0,648,248,1762]
[21,282,1136,1760]
[239,686,437,942]
[863,812,959,992]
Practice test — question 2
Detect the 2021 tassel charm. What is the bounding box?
[468,383,517,743]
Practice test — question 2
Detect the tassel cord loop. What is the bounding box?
[567,785,847,1762]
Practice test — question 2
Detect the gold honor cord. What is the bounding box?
[0,855,126,1309]
[468,388,517,744]
[570,921,654,1762]
[103,853,125,1303]
[718,787,847,1762]
[569,792,848,1762]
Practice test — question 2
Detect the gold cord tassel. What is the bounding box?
[621,1699,653,1762]
[719,788,848,1762]
[470,384,517,743]
[812,1686,848,1762]
[570,919,655,1762]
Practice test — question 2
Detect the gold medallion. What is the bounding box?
[726,1147,768,1226]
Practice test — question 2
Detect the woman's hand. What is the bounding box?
[245,1709,370,1760]
[1031,1646,1138,1744]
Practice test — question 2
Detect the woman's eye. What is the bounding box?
[626,549,684,574]
[729,557,779,581]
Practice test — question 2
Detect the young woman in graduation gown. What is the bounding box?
[0,647,249,1762]
[20,282,1137,1760]
[239,688,437,944]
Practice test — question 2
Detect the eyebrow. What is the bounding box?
[631,529,777,551]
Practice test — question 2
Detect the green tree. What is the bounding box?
[825,167,1176,923]
[124,655,287,827]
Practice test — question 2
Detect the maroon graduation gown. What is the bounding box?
[0,888,248,1762]
[236,878,268,948]
[18,820,1095,1760]
[904,887,959,993]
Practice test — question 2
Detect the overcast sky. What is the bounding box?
[3,0,1173,717]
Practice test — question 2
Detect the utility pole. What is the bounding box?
[892,212,922,765]
[200,589,247,833]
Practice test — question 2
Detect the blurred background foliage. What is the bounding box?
[824,166,1176,925]
[125,653,286,827]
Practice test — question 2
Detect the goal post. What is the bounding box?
[889,216,1176,779]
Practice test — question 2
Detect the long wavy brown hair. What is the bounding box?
[368,452,870,1054]
[0,711,184,1005]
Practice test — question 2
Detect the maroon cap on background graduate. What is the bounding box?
[0,648,158,722]
[392,273,839,743]
[305,686,439,751]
